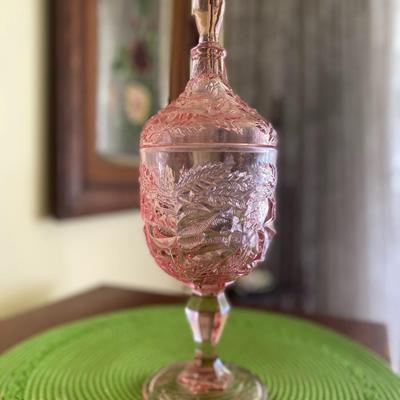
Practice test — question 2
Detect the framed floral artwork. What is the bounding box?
[53,0,196,218]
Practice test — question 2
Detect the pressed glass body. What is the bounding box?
[140,47,278,296]
[140,1,277,398]
[141,147,276,294]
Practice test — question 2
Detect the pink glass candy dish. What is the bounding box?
[140,1,278,399]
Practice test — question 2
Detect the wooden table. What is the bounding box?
[0,286,390,363]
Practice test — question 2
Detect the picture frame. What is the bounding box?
[53,0,196,218]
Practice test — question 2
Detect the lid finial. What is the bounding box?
[192,0,225,44]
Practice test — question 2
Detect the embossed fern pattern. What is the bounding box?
[140,78,277,147]
[141,161,277,290]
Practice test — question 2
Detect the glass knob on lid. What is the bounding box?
[192,0,225,43]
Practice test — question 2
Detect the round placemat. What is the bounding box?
[0,306,399,399]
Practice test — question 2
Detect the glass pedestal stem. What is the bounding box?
[178,291,232,394]
[142,291,267,399]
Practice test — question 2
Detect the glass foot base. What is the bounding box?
[142,361,267,400]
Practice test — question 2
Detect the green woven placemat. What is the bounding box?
[0,306,399,399]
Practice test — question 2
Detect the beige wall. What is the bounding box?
[0,1,180,319]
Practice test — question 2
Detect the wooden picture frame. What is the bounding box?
[53,0,195,218]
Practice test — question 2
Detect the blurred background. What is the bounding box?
[0,0,399,372]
